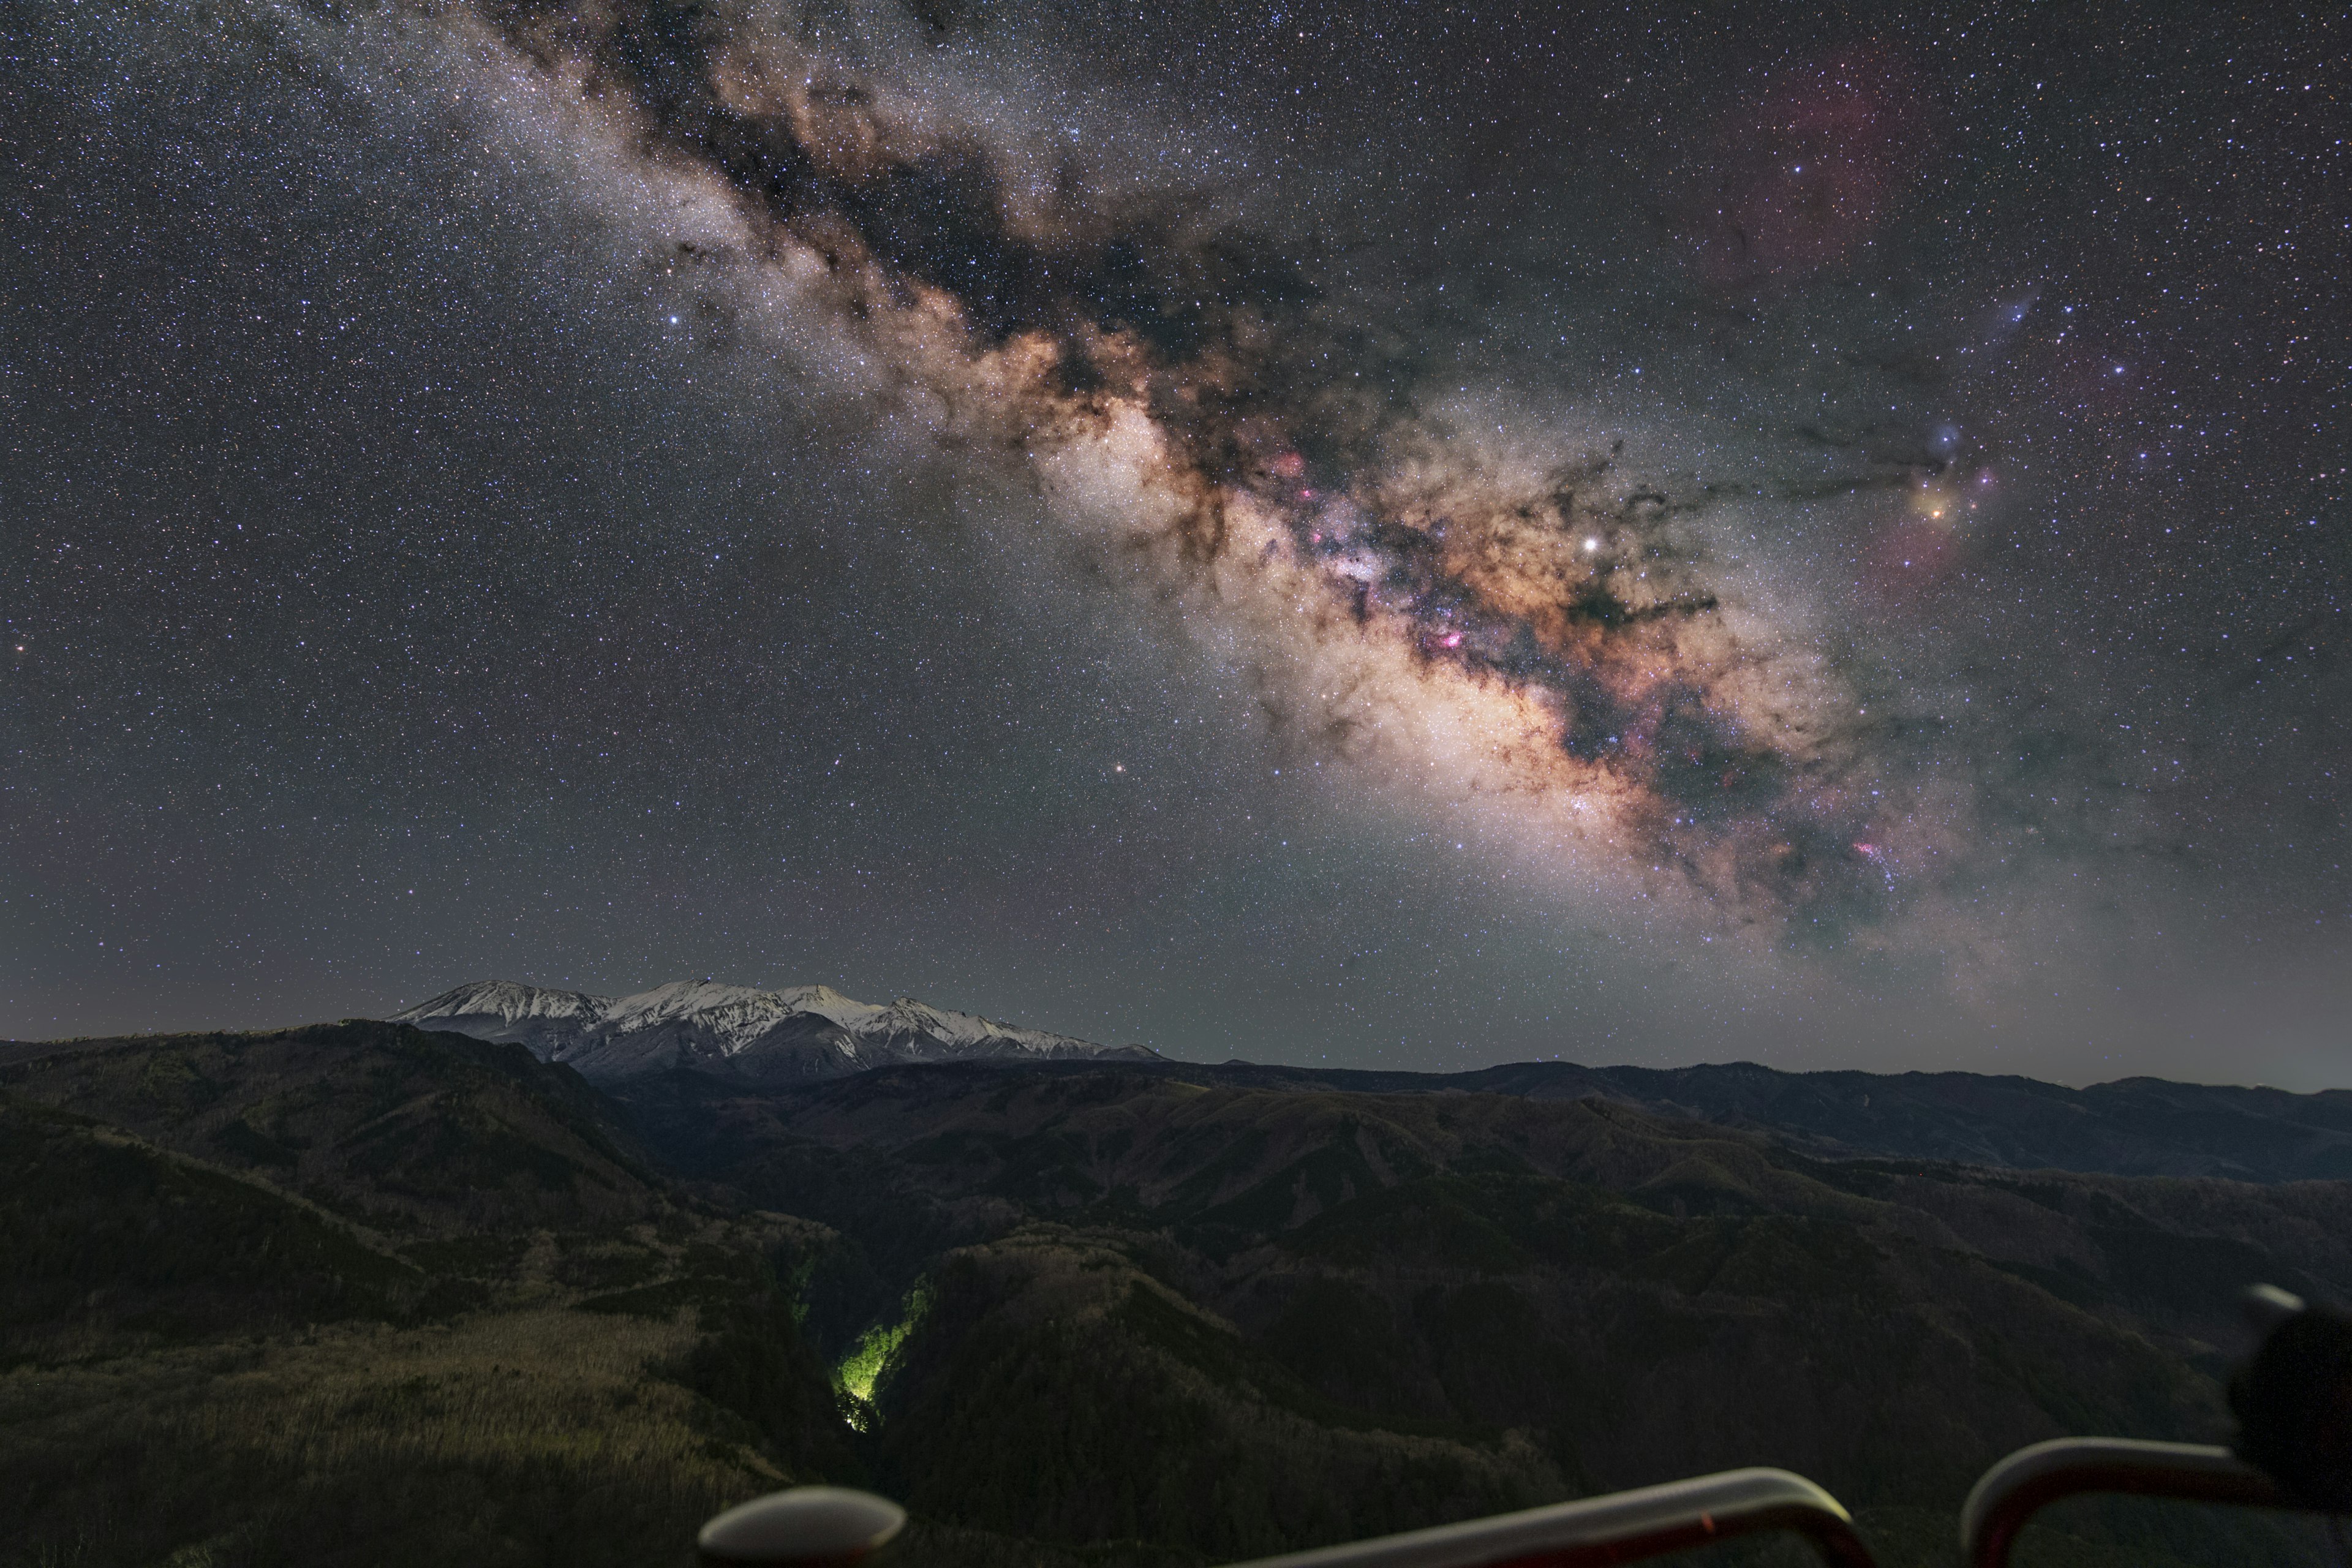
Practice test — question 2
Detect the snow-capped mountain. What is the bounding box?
[389,978,1161,1085]
[389,979,614,1058]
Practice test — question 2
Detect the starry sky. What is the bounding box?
[4,1,2345,1085]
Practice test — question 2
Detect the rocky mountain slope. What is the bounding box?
[390,979,1160,1085]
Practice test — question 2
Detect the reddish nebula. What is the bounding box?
[1683,47,1931,287]
[1861,516,1966,601]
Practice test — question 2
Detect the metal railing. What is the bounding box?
[1958,1437,2316,1568]
[700,1274,2348,1566]
[694,1468,1874,1567]
[696,1446,2344,1568]
[1212,1468,1877,1568]
[699,1487,907,1567]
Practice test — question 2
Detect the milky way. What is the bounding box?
[421,0,1966,939]
[6,0,2346,1079]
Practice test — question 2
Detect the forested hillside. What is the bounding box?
[3,1027,2343,1567]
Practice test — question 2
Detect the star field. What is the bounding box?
[3,1,2345,1084]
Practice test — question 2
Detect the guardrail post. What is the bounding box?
[697,1486,907,1567]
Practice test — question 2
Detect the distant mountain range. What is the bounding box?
[386,979,2352,1183]
[1145,1058,2352,1185]
[389,979,1160,1085]
[6,1011,2351,1567]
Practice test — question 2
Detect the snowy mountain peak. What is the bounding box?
[391,980,612,1026]
[389,977,1162,1085]
[602,979,774,1025]
[778,984,859,1008]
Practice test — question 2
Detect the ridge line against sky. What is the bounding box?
[2,0,2345,1087]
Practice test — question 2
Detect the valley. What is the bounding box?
[2,1022,2344,1567]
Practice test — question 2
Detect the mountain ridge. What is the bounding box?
[388,978,1161,1086]
[6,1017,2349,1567]
[815,1055,2352,1185]
[601,1050,2352,1186]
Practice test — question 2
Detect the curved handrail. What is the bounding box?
[692,1472,1873,1567]
[1215,1468,1877,1568]
[1959,1437,2305,1568]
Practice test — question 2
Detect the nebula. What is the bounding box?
[297,0,1975,943]
[1677,46,1931,289]
[10,0,2342,1077]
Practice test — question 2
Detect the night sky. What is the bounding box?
[5,2,2345,1085]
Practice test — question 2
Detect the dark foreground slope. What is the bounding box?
[0,1024,855,1568]
[620,1061,2352,1568]
[6,1027,2348,1568]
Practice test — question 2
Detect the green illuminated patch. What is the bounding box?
[835,1281,932,1416]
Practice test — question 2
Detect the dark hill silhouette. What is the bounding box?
[1,1020,665,1232]
[614,1060,2350,1564]
[800,1055,2352,1184]
[3,1023,2345,1568]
